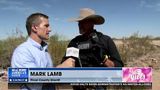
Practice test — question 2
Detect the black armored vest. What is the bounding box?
[76,32,106,67]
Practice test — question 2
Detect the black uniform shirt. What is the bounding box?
[62,30,124,67]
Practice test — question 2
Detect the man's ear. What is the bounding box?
[31,25,38,33]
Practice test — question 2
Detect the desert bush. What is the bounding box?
[0,34,69,68]
[118,32,155,66]
[0,31,157,69]
[0,36,26,68]
[154,37,160,40]
[48,34,69,66]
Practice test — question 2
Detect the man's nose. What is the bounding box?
[48,27,51,32]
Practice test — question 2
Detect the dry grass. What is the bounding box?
[0,32,160,90]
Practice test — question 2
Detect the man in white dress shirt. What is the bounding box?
[11,12,75,90]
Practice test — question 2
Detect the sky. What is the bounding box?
[0,0,160,40]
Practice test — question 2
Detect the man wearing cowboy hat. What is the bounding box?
[62,8,124,90]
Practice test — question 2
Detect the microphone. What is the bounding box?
[65,47,82,67]
[66,47,79,58]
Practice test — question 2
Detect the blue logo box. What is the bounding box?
[8,68,28,83]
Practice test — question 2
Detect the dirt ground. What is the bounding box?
[152,70,160,90]
[0,79,8,90]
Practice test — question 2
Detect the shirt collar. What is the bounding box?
[27,37,48,51]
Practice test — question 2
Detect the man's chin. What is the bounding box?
[45,37,49,40]
[80,31,85,35]
[42,37,49,40]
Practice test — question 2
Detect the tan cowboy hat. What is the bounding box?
[69,8,105,25]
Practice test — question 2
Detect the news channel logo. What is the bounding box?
[8,68,28,83]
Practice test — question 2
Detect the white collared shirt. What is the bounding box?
[11,37,53,68]
[11,37,54,90]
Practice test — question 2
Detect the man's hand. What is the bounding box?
[103,58,115,67]
[56,58,75,68]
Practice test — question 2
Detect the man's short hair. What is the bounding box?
[26,13,49,35]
